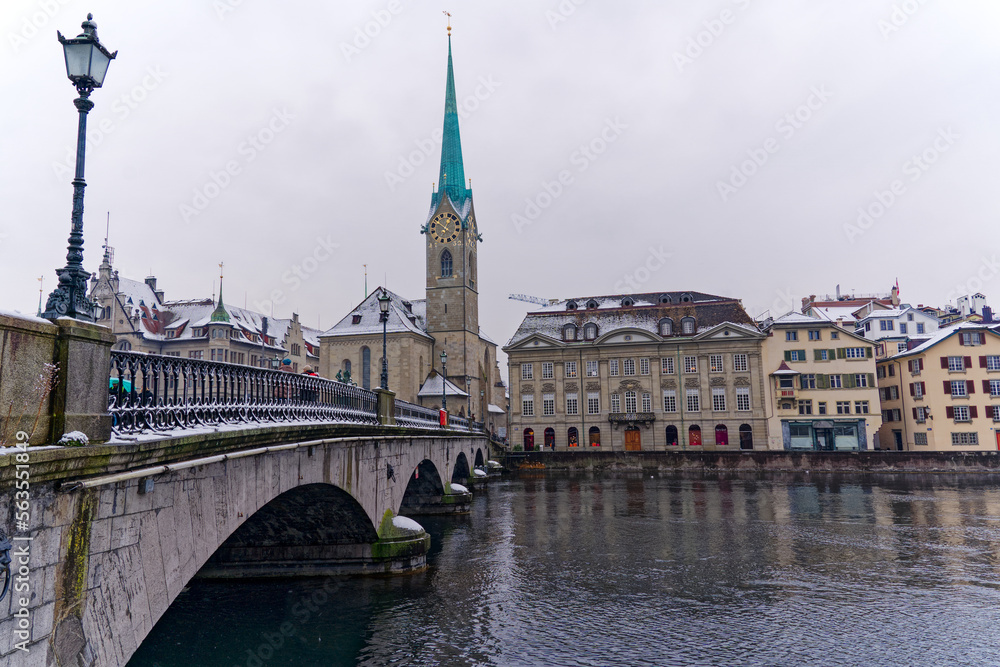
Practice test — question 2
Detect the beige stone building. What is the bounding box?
[761,313,882,450]
[503,292,768,451]
[875,324,1000,451]
[89,251,321,372]
[318,35,505,424]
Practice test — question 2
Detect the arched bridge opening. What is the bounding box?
[453,452,471,483]
[201,483,381,578]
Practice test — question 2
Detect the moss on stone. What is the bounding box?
[56,489,96,623]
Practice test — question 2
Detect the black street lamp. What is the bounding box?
[42,15,117,321]
[378,288,390,390]
[440,350,447,412]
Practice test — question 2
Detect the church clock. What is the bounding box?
[430,212,461,243]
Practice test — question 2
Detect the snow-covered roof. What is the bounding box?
[487,403,505,414]
[321,288,431,340]
[768,311,822,325]
[418,373,469,397]
[888,323,997,360]
[506,291,756,347]
[810,306,862,322]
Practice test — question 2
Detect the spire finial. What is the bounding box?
[443,10,451,35]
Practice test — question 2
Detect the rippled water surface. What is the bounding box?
[129,473,1000,667]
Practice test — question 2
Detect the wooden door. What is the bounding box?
[624,428,641,451]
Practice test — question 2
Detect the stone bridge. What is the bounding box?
[0,422,492,667]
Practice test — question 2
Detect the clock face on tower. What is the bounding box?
[430,212,461,244]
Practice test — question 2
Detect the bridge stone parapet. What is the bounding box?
[0,425,489,667]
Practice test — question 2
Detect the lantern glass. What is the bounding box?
[88,47,112,87]
[378,291,390,314]
[63,41,94,80]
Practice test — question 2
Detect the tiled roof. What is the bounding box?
[320,288,431,340]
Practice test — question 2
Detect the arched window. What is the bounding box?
[681,317,696,335]
[659,295,672,304]
[566,301,578,311]
[523,428,535,451]
[739,424,754,450]
[689,424,702,446]
[715,424,729,447]
[584,323,598,340]
[589,426,601,446]
[342,359,352,375]
[361,346,371,389]
[658,318,673,336]
[680,293,693,303]
[586,299,599,309]
[621,297,634,307]
[544,428,555,449]
[563,324,578,341]
[441,250,453,277]
[666,425,679,446]
[568,427,579,447]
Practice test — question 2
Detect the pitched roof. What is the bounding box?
[320,288,431,340]
[506,291,756,347]
[887,323,996,360]
[418,373,469,398]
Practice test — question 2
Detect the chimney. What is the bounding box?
[984,306,993,324]
[836,284,841,300]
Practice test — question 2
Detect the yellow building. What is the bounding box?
[762,313,882,450]
[876,324,1000,451]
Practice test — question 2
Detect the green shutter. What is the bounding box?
[784,351,792,362]
[868,373,875,387]
[844,373,856,388]
[836,348,846,359]
[798,350,806,362]
[817,374,828,389]
[814,349,823,361]
[866,347,873,358]
[829,349,837,360]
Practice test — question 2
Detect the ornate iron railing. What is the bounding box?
[394,399,441,429]
[109,351,378,435]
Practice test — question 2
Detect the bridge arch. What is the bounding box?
[452,452,471,482]
[475,448,485,469]
[202,483,379,577]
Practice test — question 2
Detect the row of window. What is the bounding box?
[522,388,753,416]
[861,319,926,334]
[521,354,750,380]
[523,424,755,448]
[778,373,874,390]
[565,294,696,311]
[783,400,870,415]
[783,347,870,362]
[785,329,841,341]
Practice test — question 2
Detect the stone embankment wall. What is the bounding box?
[510,450,1000,473]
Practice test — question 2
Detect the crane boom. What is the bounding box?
[508,293,551,306]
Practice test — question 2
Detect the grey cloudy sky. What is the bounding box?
[2,1,999,376]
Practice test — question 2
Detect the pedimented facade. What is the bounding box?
[504,292,768,451]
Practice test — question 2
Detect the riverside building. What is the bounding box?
[503,292,768,451]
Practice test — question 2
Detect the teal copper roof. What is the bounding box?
[438,36,468,205]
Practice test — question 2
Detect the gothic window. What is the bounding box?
[441,250,453,277]
[468,252,475,286]
[343,359,351,375]
[361,346,371,389]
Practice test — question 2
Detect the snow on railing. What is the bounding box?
[109,351,378,435]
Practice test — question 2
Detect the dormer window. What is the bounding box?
[680,293,693,303]
[681,317,696,335]
[563,324,578,341]
[586,299,599,309]
[352,314,362,324]
[658,318,673,336]
[584,323,598,340]
[621,297,634,307]
[566,301,578,311]
[659,295,672,304]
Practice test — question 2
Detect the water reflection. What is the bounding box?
[130,473,1000,667]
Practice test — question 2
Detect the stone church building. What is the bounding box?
[319,34,505,427]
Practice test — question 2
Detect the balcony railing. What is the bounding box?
[109,351,378,436]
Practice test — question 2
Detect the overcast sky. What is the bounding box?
[2,1,999,377]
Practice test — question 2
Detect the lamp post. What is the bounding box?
[440,350,447,412]
[378,288,390,390]
[42,14,117,321]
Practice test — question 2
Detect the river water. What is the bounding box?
[128,473,1000,667]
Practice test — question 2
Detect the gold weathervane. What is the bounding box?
[443,10,452,35]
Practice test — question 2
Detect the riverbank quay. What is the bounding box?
[504,450,1000,474]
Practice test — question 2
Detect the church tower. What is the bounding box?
[423,30,482,384]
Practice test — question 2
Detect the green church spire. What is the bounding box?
[210,263,230,323]
[438,34,468,204]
